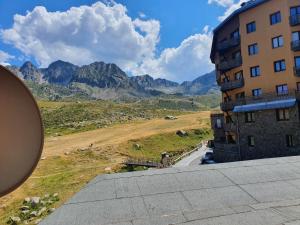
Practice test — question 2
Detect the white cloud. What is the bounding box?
[133,27,214,82]
[208,0,243,21]
[1,2,160,69]
[138,12,146,19]
[0,50,14,65]
[1,1,214,82]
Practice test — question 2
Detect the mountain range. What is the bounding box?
[6,60,217,100]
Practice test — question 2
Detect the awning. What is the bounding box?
[233,98,297,113]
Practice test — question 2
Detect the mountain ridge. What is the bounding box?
[6,60,217,100]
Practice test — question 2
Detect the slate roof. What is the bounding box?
[41,156,300,225]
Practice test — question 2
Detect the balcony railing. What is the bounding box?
[217,37,240,53]
[290,14,300,26]
[220,90,300,112]
[294,66,300,77]
[220,78,244,92]
[219,56,242,72]
[291,40,300,51]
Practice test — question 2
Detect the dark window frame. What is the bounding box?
[235,71,243,80]
[250,66,261,77]
[248,43,259,55]
[248,136,255,147]
[272,36,284,48]
[276,84,288,95]
[276,108,290,121]
[274,60,286,72]
[286,135,295,147]
[290,6,300,16]
[247,21,256,33]
[270,11,281,25]
[252,88,262,97]
[245,112,255,123]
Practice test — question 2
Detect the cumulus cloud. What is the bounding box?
[1,2,160,69]
[1,1,214,81]
[0,50,14,65]
[133,27,214,82]
[208,0,243,21]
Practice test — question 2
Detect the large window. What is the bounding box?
[270,11,281,25]
[248,43,259,55]
[295,56,300,68]
[247,22,256,33]
[248,136,255,147]
[286,135,295,147]
[231,29,240,39]
[272,36,283,48]
[236,92,245,99]
[276,109,290,121]
[250,66,260,77]
[290,6,300,16]
[274,60,286,72]
[245,112,255,123]
[292,31,300,42]
[252,88,262,97]
[276,84,288,95]
[235,71,243,80]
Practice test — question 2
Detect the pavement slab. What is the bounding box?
[40,156,300,225]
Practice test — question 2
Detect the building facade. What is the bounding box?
[210,0,300,162]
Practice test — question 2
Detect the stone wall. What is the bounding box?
[235,103,300,161]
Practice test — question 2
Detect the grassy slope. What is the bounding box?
[0,100,213,224]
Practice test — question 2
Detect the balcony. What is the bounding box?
[291,40,300,51]
[294,66,300,77]
[220,78,244,92]
[219,56,242,72]
[220,101,238,112]
[290,14,300,26]
[217,37,240,53]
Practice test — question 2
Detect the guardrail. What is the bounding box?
[220,78,244,92]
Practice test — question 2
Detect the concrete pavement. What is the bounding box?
[173,145,209,167]
[40,156,300,225]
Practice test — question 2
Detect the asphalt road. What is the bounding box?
[173,145,209,167]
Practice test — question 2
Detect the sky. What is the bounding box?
[0,0,243,82]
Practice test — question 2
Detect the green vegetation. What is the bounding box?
[124,128,212,162]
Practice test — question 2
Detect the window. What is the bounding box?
[292,31,300,42]
[272,36,283,48]
[247,22,256,33]
[231,29,240,39]
[297,82,300,91]
[295,56,300,68]
[245,112,255,123]
[252,88,262,97]
[236,92,245,99]
[250,66,260,77]
[232,51,241,59]
[286,135,295,147]
[276,84,288,95]
[276,109,290,121]
[248,136,255,147]
[290,6,300,16]
[274,60,286,72]
[270,11,281,25]
[235,71,243,80]
[224,96,231,102]
[248,43,259,55]
[216,118,222,129]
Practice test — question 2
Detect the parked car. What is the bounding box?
[201,151,216,164]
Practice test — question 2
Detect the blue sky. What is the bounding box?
[0,0,241,82]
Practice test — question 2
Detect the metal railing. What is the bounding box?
[220,78,244,92]
[294,66,300,77]
[219,56,242,72]
[291,40,300,51]
[290,14,300,26]
[217,37,240,52]
[220,90,300,112]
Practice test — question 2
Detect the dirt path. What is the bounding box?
[43,111,210,157]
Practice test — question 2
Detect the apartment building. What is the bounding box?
[210,0,300,162]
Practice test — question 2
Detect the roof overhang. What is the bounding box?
[233,98,297,113]
[210,0,270,63]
